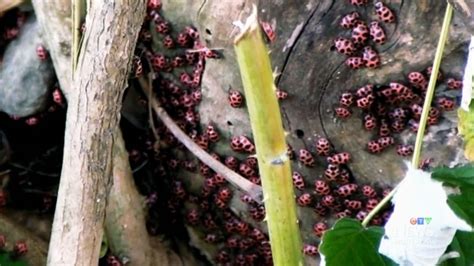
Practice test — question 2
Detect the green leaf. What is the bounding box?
[320,218,393,266]
[440,231,474,266]
[0,252,28,266]
[432,165,474,187]
[447,187,474,226]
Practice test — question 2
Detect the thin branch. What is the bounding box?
[139,78,263,203]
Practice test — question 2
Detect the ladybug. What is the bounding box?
[396,144,413,156]
[356,210,368,221]
[185,26,199,40]
[297,193,312,206]
[375,1,396,23]
[276,88,289,100]
[363,113,377,130]
[171,55,186,68]
[314,203,328,216]
[349,0,368,6]
[339,92,354,107]
[212,173,226,187]
[238,136,255,153]
[186,209,200,225]
[428,107,441,125]
[200,164,212,177]
[230,136,244,152]
[244,157,258,169]
[215,250,231,264]
[236,220,250,235]
[36,45,49,60]
[313,222,328,238]
[321,194,336,207]
[367,140,383,154]
[338,168,351,184]
[334,37,355,56]
[228,89,244,108]
[410,103,423,119]
[206,124,220,142]
[172,181,187,199]
[382,188,392,197]
[345,57,365,69]
[13,241,28,257]
[369,21,386,45]
[315,137,331,156]
[351,21,369,46]
[52,87,65,105]
[250,228,267,241]
[366,198,379,211]
[239,163,256,177]
[260,21,276,43]
[362,185,377,198]
[298,149,315,167]
[327,152,351,165]
[426,66,444,81]
[378,136,394,148]
[388,107,408,121]
[191,89,202,103]
[345,199,362,210]
[287,144,295,160]
[314,180,330,195]
[25,117,40,126]
[176,32,191,47]
[205,234,218,243]
[292,172,306,190]
[303,244,319,256]
[147,0,161,9]
[356,84,374,98]
[408,71,428,90]
[152,53,168,71]
[248,176,261,185]
[337,183,358,197]
[340,11,360,29]
[162,34,175,49]
[437,96,455,111]
[335,106,352,118]
[391,120,406,132]
[226,236,240,248]
[362,46,380,69]
[240,194,255,204]
[106,255,123,266]
[324,164,340,181]
[356,94,375,109]
[249,205,265,221]
[335,209,352,219]
[224,156,239,170]
[155,19,171,34]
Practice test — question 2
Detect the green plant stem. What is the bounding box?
[411,3,453,167]
[234,6,303,266]
[362,3,453,227]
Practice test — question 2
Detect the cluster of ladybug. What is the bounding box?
[335,67,460,156]
[293,137,392,238]
[333,1,395,70]
[0,235,28,260]
[0,8,66,126]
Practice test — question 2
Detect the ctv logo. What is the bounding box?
[409,217,432,225]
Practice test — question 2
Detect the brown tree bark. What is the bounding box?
[46,1,146,265]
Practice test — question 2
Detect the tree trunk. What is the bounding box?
[47,1,146,265]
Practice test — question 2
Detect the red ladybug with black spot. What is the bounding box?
[396,144,413,156]
[345,199,362,210]
[315,137,331,156]
[369,21,386,45]
[408,71,428,90]
[362,185,377,198]
[298,149,315,167]
[314,180,331,195]
[356,84,374,98]
[334,37,355,56]
[340,11,361,29]
[337,183,358,197]
[327,152,351,165]
[292,171,305,190]
[363,113,377,130]
[375,1,396,23]
[346,56,366,69]
[313,222,328,238]
[356,94,375,109]
[228,89,244,108]
[260,21,276,43]
[349,0,368,6]
[276,88,289,100]
[335,106,352,118]
[324,164,340,181]
[362,46,380,69]
[437,96,455,111]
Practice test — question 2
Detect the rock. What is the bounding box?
[0,15,56,117]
